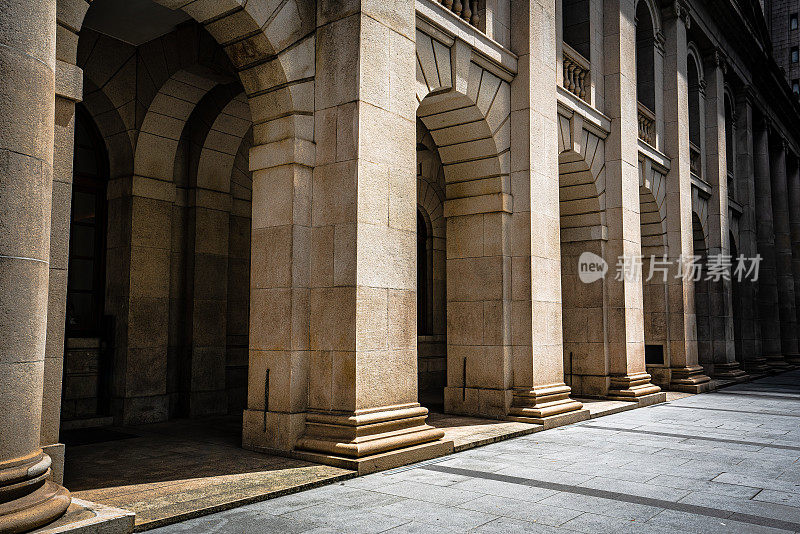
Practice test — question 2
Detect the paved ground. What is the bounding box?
[151,371,800,533]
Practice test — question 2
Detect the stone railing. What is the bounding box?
[562,42,590,102]
[436,0,479,26]
[637,102,656,146]
[689,141,702,177]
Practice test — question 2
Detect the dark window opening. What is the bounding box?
[793,80,800,95]
[66,105,108,337]
[417,210,429,336]
[635,1,656,113]
[791,13,798,31]
[563,0,591,60]
[792,47,799,64]
[645,344,665,365]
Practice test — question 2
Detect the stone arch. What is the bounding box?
[80,79,134,180]
[416,32,511,200]
[134,68,224,183]
[58,0,316,144]
[635,0,662,34]
[635,0,660,114]
[556,112,609,396]
[639,162,668,255]
[687,42,705,153]
[416,120,447,410]
[639,158,669,370]
[723,87,737,196]
[692,186,710,247]
[416,125,446,241]
[194,93,252,192]
[557,111,607,242]
[415,28,514,417]
[692,212,711,370]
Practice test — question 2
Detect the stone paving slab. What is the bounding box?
[148,370,800,533]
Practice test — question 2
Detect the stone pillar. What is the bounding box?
[0,0,72,530]
[185,194,229,416]
[787,152,800,367]
[601,0,661,400]
[754,119,786,370]
[701,51,746,381]
[508,0,586,426]
[39,62,84,485]
[267,0,447,472]
[105,178,174,424]
[661,3,711,391]
[769,136,800,365]
[735,90,768,374]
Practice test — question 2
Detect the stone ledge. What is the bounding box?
[290,439,455,475]
[506,408,591,429]
[32,498,133,534]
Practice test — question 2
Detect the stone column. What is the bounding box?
[105,177,174,424]
[601,0,661,401]
[0,0,72,531]
[769,136,800,365]
[753,119,786,370]
[282,1,446,472]
[787,152,800,367]
[661,3,711,391]
[508,0,586,426]
[39,62,84,485]
[701,51,746,381]
[735,90,768,374]
[185,194,229,416]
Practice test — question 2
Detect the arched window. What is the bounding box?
[635,1,656,113]
[66,105,109,336]
[563,0,591,60]
[417,209,430,336]
[724,93,736,198]
[687,50,703,176]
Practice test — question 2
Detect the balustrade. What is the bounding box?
[638,103,656,146]
[562,42,590,102]
[437,0,479,26]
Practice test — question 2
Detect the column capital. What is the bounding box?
[711,47,728,74]
[737,84,756,107]
[655,31,666,53]
[664,0,691,27]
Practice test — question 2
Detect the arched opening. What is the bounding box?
[416,123,447,412]
[635,1,656,114]
[730,231,744,369]
[639,165,669,384]
[54,0,317,521]
[688,52,703,177]
[62,105,112,424]
[557,128,606,396]
[725,94,736,199]
[693,213,711,369]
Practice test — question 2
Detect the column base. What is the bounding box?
[607,372,662,401]
[783,353,800,367]
[0,451,71,533]
[765,354,791,372]
[710,362,749,383]
[669,365,712,393]
[507,384,588,429]
[743,357,772,376]
[294,404,448,474]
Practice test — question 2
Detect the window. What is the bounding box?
[791,13,798,31]
[792,47,799,63]
[793,79,800,95]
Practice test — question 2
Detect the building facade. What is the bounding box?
[1,0,799,531]
[764,0,800,94]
